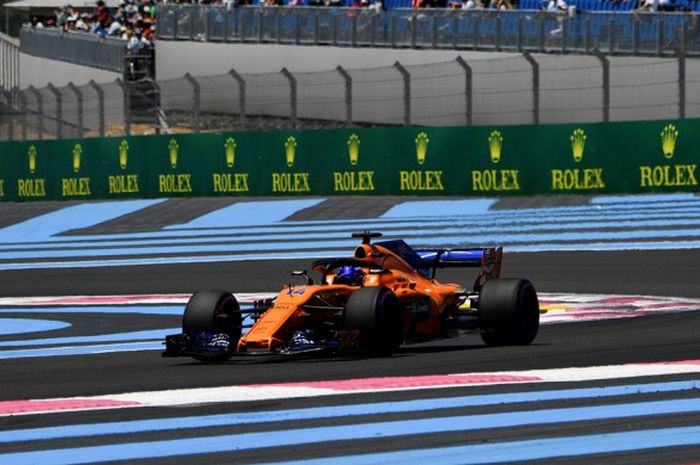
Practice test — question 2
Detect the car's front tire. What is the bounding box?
[344,286,402,356]
[183,289,242,362]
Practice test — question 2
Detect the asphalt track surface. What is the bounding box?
[2,196,700,465]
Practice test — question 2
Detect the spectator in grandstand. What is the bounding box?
[29,16,44,28]
[636,0,659,11]
[546,0,569,35]
[454,0,477,9]
[36,0,154,47]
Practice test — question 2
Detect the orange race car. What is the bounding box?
[163,232,539,362]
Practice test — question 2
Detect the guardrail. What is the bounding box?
[19,27,129,73]
[156,5,700,57]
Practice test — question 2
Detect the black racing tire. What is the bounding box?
[478,278,539,346]
[183,289,242,362]
[344,286,402,357]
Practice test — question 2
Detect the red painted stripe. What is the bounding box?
[0,399,140,415]
[258,374,541,391]
[634,359,700,366]
[30,295,191,305]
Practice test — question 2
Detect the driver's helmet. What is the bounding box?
[335,265,364,286]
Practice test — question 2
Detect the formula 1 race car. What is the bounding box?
[163,232,539,362]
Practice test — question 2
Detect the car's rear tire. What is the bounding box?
[183,289,242,362]
[344,286,402,356]
[478,278,539,346]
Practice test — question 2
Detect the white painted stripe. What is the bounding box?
[0,293,274,306]
[6,359,700,416]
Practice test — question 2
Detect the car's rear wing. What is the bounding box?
[416,247,502,287]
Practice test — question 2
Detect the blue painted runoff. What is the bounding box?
[0,328,179,348]
[0,342,163,360]
[382,199,498,218]
[0,380,697,444]
[3,398,700,464]
[165,198,325,229]
[259,425,700,465]
[0,199,165,242]
[0,318,71,336]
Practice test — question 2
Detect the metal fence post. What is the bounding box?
[657,16,664,57]
[495,14,501,51]
[172,6,179,39]
[0,91,5,141]
[239,7,245,43]
[205,6,212,42]
[455,56,472,126]
[276,10,282,43]
[2,89,13,141]
[229,69,247,130]
[184,73,200,133]
[15,87,27,140]
[679,52,686,119]
[411,12,417,49]
[281,67,297,130]
[561,13,568,54]
[149,79,163,135]
[432,15,438,50]
[679,21,687,57]
[258,10,264,43]
[223,7,230,41]
[452,14,459,50]
[47,83,62,139]
[190,5,196,41]
[28,85,43,140]
[68,82,84,139]
[333,14,340,47]
[337,65,352,127]
[351,13,358,47]
[295,10,302,45]
[523,52,539,125]
[394,61,411,127]
[596,53,610,122]
[115,78,131,137]
[585,17,592,53]
[88,80,105,138]
[314,14,319,45]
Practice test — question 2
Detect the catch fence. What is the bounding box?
[1,51,698,141]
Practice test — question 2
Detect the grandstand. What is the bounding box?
[1,2,699,140]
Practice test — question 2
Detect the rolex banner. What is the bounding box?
[0,118,697,201]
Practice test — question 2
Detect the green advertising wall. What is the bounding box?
[0,118,697,201]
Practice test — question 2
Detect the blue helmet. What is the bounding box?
[335,266,364,286]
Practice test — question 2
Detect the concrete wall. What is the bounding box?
[20,53,121,89]
[155,41,515,79]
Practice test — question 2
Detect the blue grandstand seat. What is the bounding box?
[519,0,540,9]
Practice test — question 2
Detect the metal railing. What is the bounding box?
[156,5,700,57]
[19,27,129,73]
[2,52,698,141]
[0,31,19,93]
